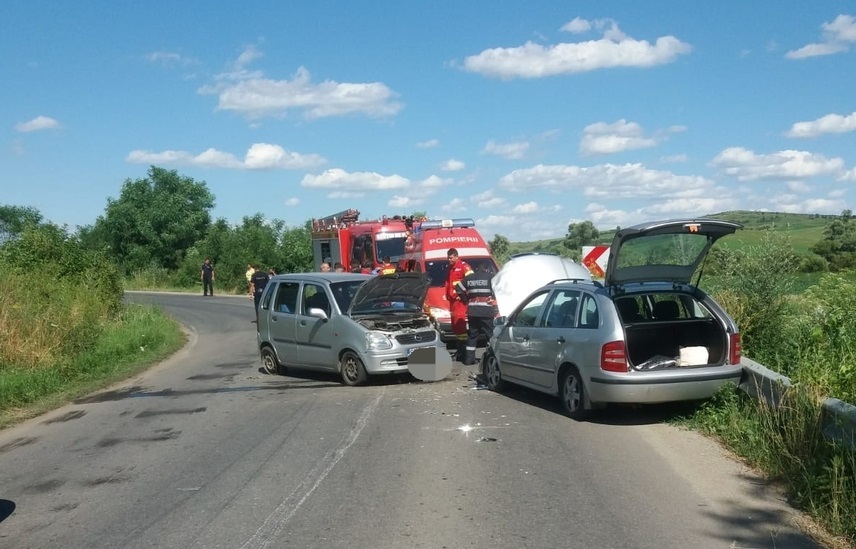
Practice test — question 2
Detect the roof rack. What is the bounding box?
[547,278,604,288]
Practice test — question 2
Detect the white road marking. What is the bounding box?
[239,390,385,549]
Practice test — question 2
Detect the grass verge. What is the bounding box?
[0,303,186,429]
[677,385,856,548]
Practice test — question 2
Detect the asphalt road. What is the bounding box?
[0,292,823,549]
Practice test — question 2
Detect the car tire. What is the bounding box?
[483,351,506,392]
[341,351,368,386]
[560,367,589,420]
[261,347,283,376]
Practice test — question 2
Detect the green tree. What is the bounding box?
[279,224,313,273]
[564,221,599,255]
[811,209,856,270]
[0,204,43,243]
[488,234,511,266]
[95,166,215,272]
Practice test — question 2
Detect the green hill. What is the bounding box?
[509,211,835,258]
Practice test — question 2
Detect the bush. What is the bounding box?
[704,232,797,364]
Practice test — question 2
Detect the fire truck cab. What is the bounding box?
[311,209,410,273]
[401,218,498,341]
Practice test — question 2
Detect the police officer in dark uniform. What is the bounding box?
[462,263,498,365]
[201,258,215,296]
[249,265,270,323]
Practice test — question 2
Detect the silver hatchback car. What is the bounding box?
[257,272,442,385]
[483,219,744,419]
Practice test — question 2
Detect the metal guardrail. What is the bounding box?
[739,357,856,451]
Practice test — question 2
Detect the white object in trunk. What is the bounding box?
[679,346,708,366]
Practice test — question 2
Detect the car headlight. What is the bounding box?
[366,331,393,351]
[428,307,451,320]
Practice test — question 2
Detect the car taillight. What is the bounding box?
[729,333,742,365]
[601,341,628,373]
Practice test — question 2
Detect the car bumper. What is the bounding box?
[587,365,743,404]
[360,346,438,375]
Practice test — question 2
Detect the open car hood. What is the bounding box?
[348,272,431,315]
[493,253,592,317]
[605,219,741,287]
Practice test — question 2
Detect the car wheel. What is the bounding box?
[560,367,589,420]
[483,351,506,392]
[261,347,282,376]
[341,351,368,386]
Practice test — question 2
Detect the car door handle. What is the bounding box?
[557,336,566,344]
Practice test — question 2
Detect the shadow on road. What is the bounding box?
[0,499,16,523]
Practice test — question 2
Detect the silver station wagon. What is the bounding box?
[483,219,744,419]
[257,272,441,385]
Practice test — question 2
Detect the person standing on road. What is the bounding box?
[445,248,473,362]
[245,264,255,296]
[201,258,215,296]
[250,265,271,324]
[463,263,498,366]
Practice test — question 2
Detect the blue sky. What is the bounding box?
[3,2,856,242]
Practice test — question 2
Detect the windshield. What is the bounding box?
[350,298,423,315]
[425,257,497,287]
[330,281,366,312]
[375,235,407,263]
[615,233,710,270]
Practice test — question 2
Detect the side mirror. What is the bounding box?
[493,316,507,327]
[308,308,329,321]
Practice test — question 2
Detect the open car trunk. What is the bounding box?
[622,317,727,371]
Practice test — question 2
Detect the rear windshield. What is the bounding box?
[616,233,710,270]
[424,257,497,287]
[330,281,365,312]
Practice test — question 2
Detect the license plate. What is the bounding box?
[408,346,432,356]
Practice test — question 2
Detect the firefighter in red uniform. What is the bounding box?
[380,256,397,275]
[445,248,473,362]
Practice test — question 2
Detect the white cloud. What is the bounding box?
[841,168,856,182]
[710,147,847,181]
[126,143,326,170]
[301,168,410,191]
[512,201,540,214]
[15,116,60,132]
[388,195,425,208]
[786,181,811,193]
[327,190,365,199]
[786,14,856,59]
[561,17,592,34]
[461,21,691,79]
[200,56,403,119]
[482,139,530,159]
[769,196,845,214]
[145,50,198,67]
[441,198,468,213]
[476,215,518,228]
[441,159,466,171]
[420,175,451,189]
[499,163,716,201]
[785,111,856,138]
[580,119,660,155]
[416,138,439,148]
[284,197,300,206]
[472,190,507,209]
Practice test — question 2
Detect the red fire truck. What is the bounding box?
[310,209,410,272]
[401,218,498,340]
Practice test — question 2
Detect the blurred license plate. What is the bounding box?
[408,346,433,357]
